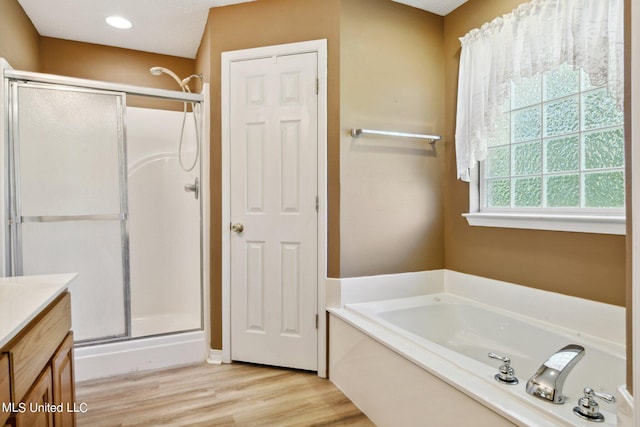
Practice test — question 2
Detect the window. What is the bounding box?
[483,64,624,212]
[455,0,624,234]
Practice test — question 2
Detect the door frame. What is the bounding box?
[221,39,328,377]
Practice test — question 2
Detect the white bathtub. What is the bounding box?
[327,270,626,427]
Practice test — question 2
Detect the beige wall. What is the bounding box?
[0,0,40,71]
[202,0,341,349]
[40,38,195,110]
[194,14,211,90]
[339,0,444,276]
[443,0,626,307]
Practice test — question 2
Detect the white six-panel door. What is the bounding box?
[229,52,318,370]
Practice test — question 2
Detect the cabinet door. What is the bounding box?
[15,366,54,427]
[0,353,10,426]
[51,332,75,427]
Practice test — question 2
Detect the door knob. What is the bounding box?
[231,223,244,233]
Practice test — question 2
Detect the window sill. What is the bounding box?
[463,212,626,235]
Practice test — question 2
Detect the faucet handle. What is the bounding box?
[488,352,518,385]
[590,389,616,404]
[573,387,616,422]
[488,352,510,364]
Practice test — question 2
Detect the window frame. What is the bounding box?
[464,164,626,235]
[463,65,626,236]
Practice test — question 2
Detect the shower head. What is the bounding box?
[149,66,184,90]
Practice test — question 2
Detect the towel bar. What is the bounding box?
[350,128,441,144]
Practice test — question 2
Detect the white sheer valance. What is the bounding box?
[454,0,624,182]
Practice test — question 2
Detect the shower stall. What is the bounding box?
[1,65,209,380]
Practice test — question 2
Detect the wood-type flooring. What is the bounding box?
[75,362,374,427]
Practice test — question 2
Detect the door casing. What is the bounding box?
[221,39,328,377]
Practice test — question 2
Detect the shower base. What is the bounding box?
[74,330,207,381]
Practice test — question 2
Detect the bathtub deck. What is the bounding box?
[76,362,373,426]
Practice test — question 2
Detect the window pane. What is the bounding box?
[584,171,624,207]
[582,88,624,130]
[513,141,542,176]
[512,106,542,143]
[480,62,625,216]
[512,75,541,109]
[486,146,510,178]
[543,64,579,101]
[583,127,624,170]
[514,176,542,207]
[543,96,579,137]
[486,179,511,207]
[546,174,579,207]
[545,135,579,173]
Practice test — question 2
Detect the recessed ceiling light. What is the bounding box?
[105,16,133,30]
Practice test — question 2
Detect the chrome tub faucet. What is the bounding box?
[526,344,585,404]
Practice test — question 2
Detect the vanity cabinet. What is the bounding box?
[2,291,76,427]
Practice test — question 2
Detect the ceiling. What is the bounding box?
[17,0,468,59]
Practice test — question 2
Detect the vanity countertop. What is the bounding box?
[0,273,77,349]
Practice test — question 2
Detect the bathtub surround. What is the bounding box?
[328,270,625,426]
[326,269,444,306]
[330,315,518,426]
[327,270,625,344]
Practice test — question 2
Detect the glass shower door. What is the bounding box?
[9,82,129,343]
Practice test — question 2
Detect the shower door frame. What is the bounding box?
[8,80,131,343]
[2,69,206,346]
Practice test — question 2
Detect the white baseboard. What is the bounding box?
[207,349,225,365]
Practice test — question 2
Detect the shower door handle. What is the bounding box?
[184,177,199,200]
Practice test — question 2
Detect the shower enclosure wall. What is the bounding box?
[1,65,209,380]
